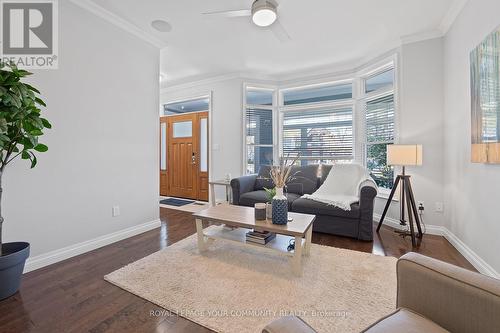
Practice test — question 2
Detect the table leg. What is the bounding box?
[304,227,312,256]
[210,184,216,207]
[228,185,233,204]
[292,235,303,276]
[196,219,207,252]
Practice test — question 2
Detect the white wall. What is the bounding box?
[161,78,244,199]
[3,2,160,260]
[443,0,500,273]
[374,38,446,228]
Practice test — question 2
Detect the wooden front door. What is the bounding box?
[162,112,208,200]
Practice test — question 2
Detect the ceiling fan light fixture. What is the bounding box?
[251,0,277,27]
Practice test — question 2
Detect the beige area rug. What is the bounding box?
[105,227,397,333]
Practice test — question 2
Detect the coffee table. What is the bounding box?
[192,204,315,276]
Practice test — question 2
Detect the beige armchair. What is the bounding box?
[263,252,500,333]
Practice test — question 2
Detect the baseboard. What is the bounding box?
[24,219,161,273]
[373,214,499,279]
[440,228,500,279]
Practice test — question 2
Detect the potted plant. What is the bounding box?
[263,187,276,219]
[0,62,51,300]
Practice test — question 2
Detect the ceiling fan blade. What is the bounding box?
[270,20,291,42]
[202,9,251,18]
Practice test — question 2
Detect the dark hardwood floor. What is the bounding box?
[0,207,475,333]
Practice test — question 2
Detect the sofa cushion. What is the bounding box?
[319,164,333,186]
[254,165,274,190]
[239,190,300,209]
[286,164,319,195]
[291,198,360,219]
[363,308,448,333]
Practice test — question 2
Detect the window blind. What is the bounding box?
[365,94,395,189]
[245,108,273,145]
[366,94,395,143]
[282,107,353,160]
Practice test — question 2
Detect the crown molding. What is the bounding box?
[161,72,278,93]
[438,0,469,35]
[161,73,244,93]
[69,0,166,49]
[401,29,444,45]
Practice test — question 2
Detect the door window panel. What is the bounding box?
[173,121,193,138]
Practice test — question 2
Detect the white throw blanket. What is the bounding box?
[302,163,378,211]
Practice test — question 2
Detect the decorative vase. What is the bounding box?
[266,203,273,219]
[272,187,288,225]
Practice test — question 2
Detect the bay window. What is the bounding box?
[243,57,397,192]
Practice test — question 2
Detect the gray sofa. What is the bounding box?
[230,164,377,240]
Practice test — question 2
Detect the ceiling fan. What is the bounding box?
[202,0,291,42]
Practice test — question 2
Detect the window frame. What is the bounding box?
[358,56,399,195]
[278,79,356,165]
[242,84,278,174]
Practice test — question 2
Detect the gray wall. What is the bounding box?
[3,1,160,258]
[443,0,500,273]
[374,38,446,228]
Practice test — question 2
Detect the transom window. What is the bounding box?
[283,82,353,105]
[164,97,209,115]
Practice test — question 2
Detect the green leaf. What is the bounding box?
[0,118,7,134]
[35,97,46,107]
[34,143,48,152]
[41,118,52,129]
[21,151,30,159]
[29,129,43,136]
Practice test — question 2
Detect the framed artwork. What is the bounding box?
[470,26,500,163]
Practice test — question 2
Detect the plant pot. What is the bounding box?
[266,203,272,219]
[0,242,30,300]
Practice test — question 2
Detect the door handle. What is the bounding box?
[192,152,196,164]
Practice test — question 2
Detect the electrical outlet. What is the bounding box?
[112,205,120,217]
[435,202,444,213]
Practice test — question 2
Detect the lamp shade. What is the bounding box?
[387,144,423,166]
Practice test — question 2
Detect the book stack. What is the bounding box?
[246,230,276,245]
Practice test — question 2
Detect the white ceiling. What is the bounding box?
[92,0,463,86]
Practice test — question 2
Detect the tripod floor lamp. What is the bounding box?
[376,144,423,247]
